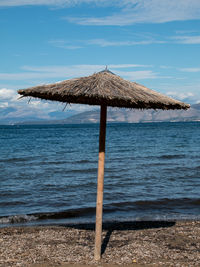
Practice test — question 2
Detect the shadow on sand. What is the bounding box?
[65,220,176,256]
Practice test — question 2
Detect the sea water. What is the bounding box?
[0,122,200,227]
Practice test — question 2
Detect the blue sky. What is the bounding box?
[0,0,200,120]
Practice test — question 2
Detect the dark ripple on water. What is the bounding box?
[0,122,200,226]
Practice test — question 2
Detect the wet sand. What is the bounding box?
[0,220,200,267]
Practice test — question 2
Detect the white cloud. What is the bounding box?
[165,89,200,104]
[109,64,152,68]
[0,87,72,121]
[22,65,158,80]
[0,64,155,83]
[0,88,17,101]
[0,85,97,122]
[0,72,61,81]
[49,38,165,50]
[179,68,200,72]
[0,87,51,109]
[159,65,173,69]
[0,66,95,81]
[49,40,82,50]
[172,35,200,44]
[1,1,200,26]
[86,38,165,46]
[0,102,9,108]
[49,34,200,50]
[0,0,107,7]
[166,91,195,101]
[67,0,200,26]
[115,70,158,80]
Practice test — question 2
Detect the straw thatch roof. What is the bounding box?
[18,70,189,110]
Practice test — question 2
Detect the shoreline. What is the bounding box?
[0,220,200,266]
[1,216,200,229]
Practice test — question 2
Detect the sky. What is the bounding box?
[0,0,200,121]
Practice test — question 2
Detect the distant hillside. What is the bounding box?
[20,103,200,125]
[0,106,78,125]
[191,103,200,110]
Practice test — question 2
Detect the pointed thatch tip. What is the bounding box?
[18,70,190,110]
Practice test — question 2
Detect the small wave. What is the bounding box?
[1,198,199,226]
[159,154,185,160]
[65,168,97,174]
[194,165,200,170]
[0,207,96,225]
[0,201,26,207]
[0,214,38,224]
[0,156,36,163]
[102,198,200,215]
[134,198,200,207]
[36,207,96,220]
[74,160,95,164]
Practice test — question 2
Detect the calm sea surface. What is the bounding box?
[0,122,200,227]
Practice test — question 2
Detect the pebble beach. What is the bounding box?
[0,220,200,267]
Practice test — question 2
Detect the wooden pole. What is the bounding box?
[94,105,107,261]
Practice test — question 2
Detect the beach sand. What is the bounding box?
[0,220,199,267]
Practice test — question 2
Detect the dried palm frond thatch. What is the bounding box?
[18,70,189,110]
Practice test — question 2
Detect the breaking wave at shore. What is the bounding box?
[1,198,200,227]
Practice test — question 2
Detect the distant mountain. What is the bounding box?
[2,103,200,125]
[0,116,46,125]
[191,103,200,110]
[16,104,199,125]
[0,106,78,125]
[43,104,199,124]
[48,110,76,120]
[0,107,17,116]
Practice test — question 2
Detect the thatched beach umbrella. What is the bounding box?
[18,69,189,260]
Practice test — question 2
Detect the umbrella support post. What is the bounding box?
[94,105,107,261]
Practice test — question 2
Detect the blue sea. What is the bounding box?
[0,122,200,227]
